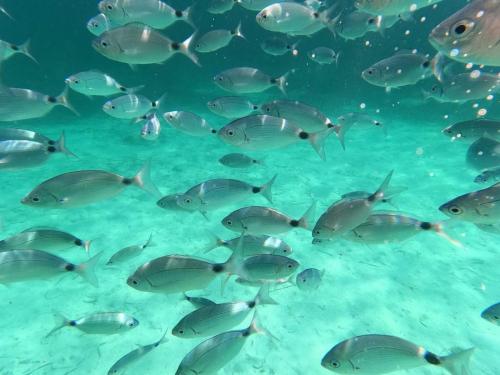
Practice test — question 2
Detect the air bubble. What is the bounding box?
[360,103,366,109]
[478,108,487,116]
[470,70,481,78]
[416,147,424,156]
[450,49,459,57]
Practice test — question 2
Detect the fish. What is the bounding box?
[163,111,217,136]
[98,0,192,29]
[442,119,500,141]
[308,47,340,65]
[156,194,192,212]
[429,0,500,67]
[260,36,298,56]
[204,234,293,256]
[175,314,269,375]
[238,0,280,11]
[322,334,473,374]
[0,86,75,122]
[221,203,316,235]
[106,233,153,265]
[466,136,500,171]
[0,227,91,253]
[355,0,443,16]
[207,0,235,14]
[172,285,277,338]
[183,294,216,309]
[423,71,499,103]
[65,70,143,96]
[194,23,244,53]
[481,302,500,325]
[0,132,75,170]
[21,161,160,209]
[107,330,168,375]
[214,67,288,94]
[0,250,101,286]
[103,94,161,119]
[175,176,276,215]
[86,13,118,36]
[219,153,264,168]
[47,312,139,337]
[336,112,386,141]
[474,167,500,183]
[140,112,161,140]
[92,23,198,65]
[218,114,333,160]
[0,39,36,63]
[335,10,379,40]
[0,128,59,144]
[296,268,324,291]
[312,171,393,242]
[439,182,500,224]
[256,2,327,34]
[362,53,433,89]
[288,18,326,36]
[127,255,224,293]
[207,96,259,119]
[341,186,407,206]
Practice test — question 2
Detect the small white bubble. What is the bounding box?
[432,4,437,9]
[470,70,481,78]
[412,49,418,54]
[360,103,366,109]
[405,30,410,36]
[416,147,424,156]
[473,103,479,108]
[478,108,487,116]
[375,108,380,113]
[478,151,484,156]
[365,40,370,46]
[476,10,484,18]
[486,94,494,101]
[444,114,449,119]
[466,89,472,94]
[410,4,417,11]
[397,69,402,74]
[420,16,426,22]
[450,48,459,57]
[429,172,435,177]
[466,63,473,69]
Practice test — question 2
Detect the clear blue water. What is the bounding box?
[0,1,499,374]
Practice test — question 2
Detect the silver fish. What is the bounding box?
[322,334,473,374]
[92,24,198,65]
[172,285,276,338]
[207,96,259,119]
[238,0,280,11]
[296,268,324,291]
[233,254,299,283]
[312,171,393,242]
[0,86,75,122]
[214,67,288,94]
[107,331,168,375]
[0,227,90,253]
[308,47,339,65]
[140,112,161,140]
[256,3,327,33]
[218,114,333,160]
[481,302,500,325]
[335,10,379,40]
[221,203,315,235]
[474,166,500,183]
[103,94,159,119]
[156,193,192,212]
[207,0,235,14]
[429,0,500,67]
[219,153,263,168]
[87,13,118,36]
[288,18,326,36]
[98,0,192,29]
[66,70,143,96]
[424,71,499,103]
[355,0,442,16]
[0,128,56,144]
[204,234,293,256]
[0,39,36,63]
[183,294,216,309]
[22,161,160,209]
[260,36,298,56]
[107,233,153,265]
[442,119,500,141]
[0,250,101,286]
[466,136,500,171]
[163,111,216,136]
[439,182,500,224]
[176,176,276,215]
[195,23,244,53]
[362,53,432,89]
[337,112,385,141]
[47,312,138,337]
[175,315,268,375]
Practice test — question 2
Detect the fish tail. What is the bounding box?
[143,233,154,249]
[234,22,245,39]
[329,123,346,150]
[309,127,334,160]
[0,5,14,20]
[155,329,170,347]
[181,5,195,28]
[440,348,474,375]
[433,222,463,249]
[223,233,245,276]
[179,32,200,66]
[56,87,79,116]
[431,52,446,83]
[55,131,78,158]
[335,51,341,67]
[18,39,38,64]
[132,159,162,197]
[203,232,227,253]
[83,240,92,255]
[370,170,394,202]
[45,312,70,338]
[255,284,278,306]
[297,201,316,229]
[125,84,145,94]
[76,251,103,287]
[260,174,277,204]
[248,311,278,340]
[274,71,290,95]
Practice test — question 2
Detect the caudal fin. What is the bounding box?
[259,174,277,203]
[431,52,446,83]
[328,123,345,150]
[124,84,145,94]
[309,128,334,161]
[55,131,78,158]
[178,33,200,66]
[296,202,316,229]
[76,251,102,287]
[273,71,290,95]
[370,170,394,202]
[254,284,278,306]
[0,5,14,20]
[18,40,38,64]
[143,233,154,249]
[45,312,70,338]
[202,232,227,253]
[180,6,194,28]
[233,22,245,39]
[433,222,463,248]
[55,87,79,116]
[441,348,474,375]
[83,240,92,255]
[132,160,162,197]
[248,311,278,341]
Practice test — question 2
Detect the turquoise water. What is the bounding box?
[0,0,499,374]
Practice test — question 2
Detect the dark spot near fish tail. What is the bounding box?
[327,123,335,128]
[10,44,18,51]
[69,320,77,326]
[420,222,432,230]
[252,187,261,194]
[171,42,180,50]
[422,60,430,68]
[298,131,309,140]
[122,178,133,185]
[48,140,55,145]
[253,105,258,110]
[252,159,257,163]
[74,239,83,246]
[47,146,56,153]
[48,96,57,103]
[313,12,319,19]
[211,129,217,134]
[119,86,126,92]
[175,10,182,18]
[247,301,256,308]
[65,263,75,271]
[424,351,441,365]
[242,328,251,337]
[212,264,224,273]
[290,220,300,227]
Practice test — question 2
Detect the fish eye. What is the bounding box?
[366,69,374,75]
[226,220,233,226]
[101,41,109,47]
[448,205,463,215]
[314,229,321,235]
[110,105,115,110]
[368,18,375,24]
[217,76,224,81]
[184,198,192,204]
[131,279,138,285]
[32,196,40,202]
[452,20,473,36]
[287,263,293,269]
[106,4,113,10]
[74,80,79,84]
[179,329,184,334]
[227,130,235,136]
[331,361,341,368]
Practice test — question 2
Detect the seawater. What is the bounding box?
[0,0,499,374]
